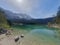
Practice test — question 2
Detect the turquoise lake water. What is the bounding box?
[12,25,60,45]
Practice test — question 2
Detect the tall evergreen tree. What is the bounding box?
[56,6,60,24]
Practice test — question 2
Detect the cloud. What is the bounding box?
[4,0,39,13]
[0,0,60,18]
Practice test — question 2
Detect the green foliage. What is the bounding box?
[55,6,60,24]
[0,8,9,28]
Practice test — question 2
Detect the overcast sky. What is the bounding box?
[0,0,60,18]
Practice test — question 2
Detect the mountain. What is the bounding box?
[0,7,32,20]
[0,7,55,25]
[9,17,54,25]
[30,17,55,24]
[4,10,32,20]
[4,10,54,25]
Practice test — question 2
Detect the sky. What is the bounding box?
[0,0,60,19]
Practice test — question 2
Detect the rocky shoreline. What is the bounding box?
[0,28,24,45]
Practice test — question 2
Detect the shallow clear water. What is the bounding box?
[12,25,60,45]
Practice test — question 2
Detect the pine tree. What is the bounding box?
[56,6,60,24]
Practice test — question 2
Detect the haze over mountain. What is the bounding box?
[0,0,60,18]
[0,7,55,25]
[0,7,32,20]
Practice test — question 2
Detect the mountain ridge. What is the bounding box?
[0,7,32,20]
[0,7,55,25]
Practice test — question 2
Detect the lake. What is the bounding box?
[12,25,60,45]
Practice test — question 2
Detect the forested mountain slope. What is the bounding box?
[0,8,9,28]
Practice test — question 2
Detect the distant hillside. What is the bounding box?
[0,7,55,25]
[0,8,9,28]
[8,17,54,25]
[29,17,55,24]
